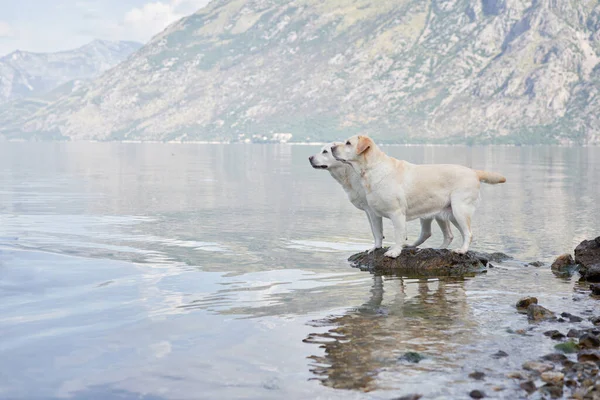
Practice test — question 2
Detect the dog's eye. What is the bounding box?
[346,141,351,145]
[322,150,328,154]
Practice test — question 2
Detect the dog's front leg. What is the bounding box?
[365,209,383,253]
[384,212,406,258]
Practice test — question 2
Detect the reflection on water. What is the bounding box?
[0,143,599,399]
[306,275,474,392]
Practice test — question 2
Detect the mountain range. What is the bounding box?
[0,40,142,103]
[1,0,599,144]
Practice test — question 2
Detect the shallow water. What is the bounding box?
[0,143,599,399]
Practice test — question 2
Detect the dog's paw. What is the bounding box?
[452,248,468,255]
[384,246,403,258]
[367,246,381,254]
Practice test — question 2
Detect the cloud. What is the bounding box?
[0,21,14,38]
[121,0,210,43]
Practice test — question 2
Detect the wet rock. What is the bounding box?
[522,361,554,373]
[469,390,485,399]
[399,352,425,363]
[561,312,584,322]
[539,384,563,398]
[551,253,577,276]
[590,316,600,326]
[519,381,536,394]
[568,328,584,338]
[491,350,508,359]
[471,251,512,263]
[574,236,600,269]
[543,330,566,340]
[541,353,568,363]
[507,371,525,380]
[579,333,600,349]
[393,395,422,400]
[528,261,544,267]
[541,371,565,385]
[577,350,600,363]
[516,296,537,311]
[348,248,487,277]
[468,371,485,380]
[591,283,600,295]
[554,340,579,354]
[527,304,556,322]
[580,263,600,283]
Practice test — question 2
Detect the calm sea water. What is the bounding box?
[0,143,599,400]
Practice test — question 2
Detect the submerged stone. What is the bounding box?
[551,253,577,276]
[399,352,425,364]
[522,361,554,374]
[560,312,583,322]
[519,381,536,394]
[543,330,566,341]
[348,247,487,277]
[540,371,564,385]
[516,297,538,311]
[579,333,600,349]
[469,371,486,380]
[554,341,579,354]
[527,304,556,322]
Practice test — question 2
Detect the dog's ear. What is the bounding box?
[356,136,372,155]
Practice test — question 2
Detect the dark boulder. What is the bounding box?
[575,237,600,281]
[348,247,487,277]
[580,264,600,283]
[574,236,600,268]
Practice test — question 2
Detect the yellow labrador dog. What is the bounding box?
[310,142,455,253]
[332,136,506,258]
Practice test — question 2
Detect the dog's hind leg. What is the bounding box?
[436,218,454,249]
[449,191,477,254]
[409,218,433,248]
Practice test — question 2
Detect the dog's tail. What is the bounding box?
[476,170,506,184]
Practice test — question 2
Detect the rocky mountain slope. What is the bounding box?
[0,40,142,103]
[1,0,599,144]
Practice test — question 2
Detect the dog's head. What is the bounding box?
[308,142,345,170]
[331,135,374,164]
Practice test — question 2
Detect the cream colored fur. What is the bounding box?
[332,136,506,258]
[309,143,455,252]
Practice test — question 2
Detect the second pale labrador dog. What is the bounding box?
[332,136,506,258]
[309,142,455,252]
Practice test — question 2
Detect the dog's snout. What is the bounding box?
[309,156,314,162]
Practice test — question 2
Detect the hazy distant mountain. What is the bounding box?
[0,40,142,103]
[2,1,599,144]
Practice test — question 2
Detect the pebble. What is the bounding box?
[522,361,554,373]
[468,371,485,380]
[516,296,537,309]
[519,381,536,394]
[540,371,564,385]
[506,371,525,380]
[469,390,485,399]
[491,350,508,359]
[579,333,600,349]
[543,330,565,340]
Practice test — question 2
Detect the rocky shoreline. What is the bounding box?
[348,237,600,399]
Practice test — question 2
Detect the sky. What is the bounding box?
[0,0,212,56]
